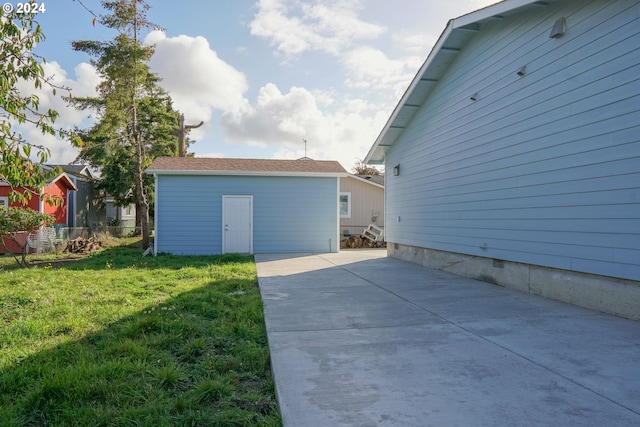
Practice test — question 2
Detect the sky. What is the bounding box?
[16,0,497,171]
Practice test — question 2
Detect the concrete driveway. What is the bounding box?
[255,250,640,427]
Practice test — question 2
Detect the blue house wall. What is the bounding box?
[383,0,640,281]
[155,175,339,255]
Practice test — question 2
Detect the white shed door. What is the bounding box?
[223,196,253,254]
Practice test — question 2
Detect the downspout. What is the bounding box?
[335,177,341,253]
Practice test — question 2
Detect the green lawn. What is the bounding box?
[0,246,281,426]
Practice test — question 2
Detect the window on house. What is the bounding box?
[340,192,351,218]
[0,197,8,207]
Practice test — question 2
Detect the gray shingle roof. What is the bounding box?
[356,174,385,186]
[48,164,96,179]
[49,164,87,174]
[146,157,347,175]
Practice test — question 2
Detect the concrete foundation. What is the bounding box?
[388,243,640,321]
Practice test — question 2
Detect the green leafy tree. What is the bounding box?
[69,0,179,248]
[0,10,77,204]
[0,206,54,267]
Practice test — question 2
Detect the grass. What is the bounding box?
[0,244,281,426]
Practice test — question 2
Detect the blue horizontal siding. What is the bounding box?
[386,0,640,281]
[155,175,338,255]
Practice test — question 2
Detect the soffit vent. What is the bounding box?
[549,17,566,38]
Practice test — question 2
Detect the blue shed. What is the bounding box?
[365,0,640,319]
[146,157,347,255]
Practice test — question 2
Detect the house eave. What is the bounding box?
[364,0,555,165]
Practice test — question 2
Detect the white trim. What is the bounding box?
[336,178,341,253]
[339,192,351,219]
[146,169,348,178]
[0,196,8,207]
[47,172,78,191]
[153,173,158,256]
[68,188,75,227]
[222,195,253,254]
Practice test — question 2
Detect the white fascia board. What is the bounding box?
[146,169,348,178]
[47,172,79,191]
[364,19,455,164]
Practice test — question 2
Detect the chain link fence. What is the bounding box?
[62,225,140,240]
[24,225,142,254]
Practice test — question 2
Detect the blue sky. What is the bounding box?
[21,0,495,171]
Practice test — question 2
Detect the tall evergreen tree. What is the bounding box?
[69,0,179,248]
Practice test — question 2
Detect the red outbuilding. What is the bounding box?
[0,171,77,254]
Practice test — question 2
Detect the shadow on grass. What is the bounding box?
[0,251,281,426]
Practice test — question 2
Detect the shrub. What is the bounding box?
[0,206,55,267]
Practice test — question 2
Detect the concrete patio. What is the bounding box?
[256,250,640,426]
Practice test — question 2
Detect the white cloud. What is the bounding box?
[145,30,249,125]
[12,61,101,164]
[67,63,102,99]
[249,0,386,56]
[9,30,250,165]
[221,83,321,146]
[21,61,101,128]
[249,0,310,55]
[270,107,389,168]
[342,46,422,101]
[249,0,424,107]
[392,31,439,56]
[23,126,80,165]
[303,2,386,50]
[469,0,502,10]
[220,83,387,168]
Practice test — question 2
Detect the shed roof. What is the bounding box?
[364,0,554,164]
[357,174,385,186]
[348,174,385,188]
[146,157,347,177]
[48,164,97,180]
